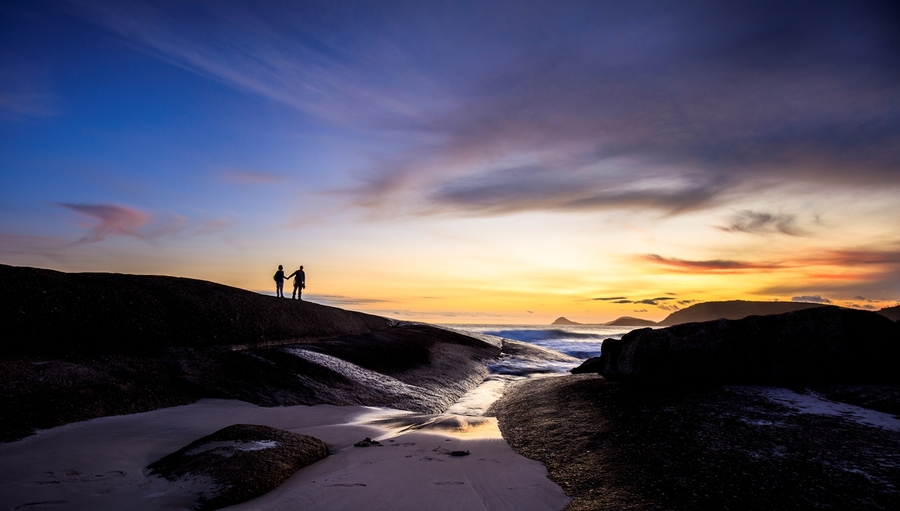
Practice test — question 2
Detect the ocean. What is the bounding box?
[438,324,640,416]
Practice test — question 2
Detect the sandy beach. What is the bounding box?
[0,399,570,511]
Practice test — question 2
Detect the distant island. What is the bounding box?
[552,316,657,327]
[555,299,900,327]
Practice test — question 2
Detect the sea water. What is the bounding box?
[438,324,643,416]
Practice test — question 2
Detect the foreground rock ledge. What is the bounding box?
[148,424,328,511]
[489,375,900,511]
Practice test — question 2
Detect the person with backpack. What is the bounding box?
[287,265,305,300]
[273,265,286,298]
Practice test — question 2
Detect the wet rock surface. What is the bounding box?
[147,424,328,510]
[490,374,900,511]
[0,266,500,441]
[593,306,900,385]
[1,324,499,441]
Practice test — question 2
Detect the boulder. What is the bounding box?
[594,306,900,385]
[570,356,603,374]
[147,424,328,510]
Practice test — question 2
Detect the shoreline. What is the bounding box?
[0,399,570,511]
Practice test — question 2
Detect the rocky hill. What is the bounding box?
[551,317,580,325]
[0,264,393,356]
[880,305,900,322]
[657,300,825,326]
[0,265,503,441]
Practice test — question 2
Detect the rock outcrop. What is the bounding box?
[0,265,501,441]
[0,264,391,356]
[590,306,900,385]
[148,424,328,511]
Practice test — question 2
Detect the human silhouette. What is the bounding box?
[273,265,286,298]
[287,265,305,300]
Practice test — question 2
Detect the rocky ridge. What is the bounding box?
[0,265,501,441]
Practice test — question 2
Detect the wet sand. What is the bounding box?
[0,399,570,511]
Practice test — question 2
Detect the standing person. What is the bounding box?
[287,265,305,300]
[273,265,286,298]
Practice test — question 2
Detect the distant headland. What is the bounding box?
[554,299,900,327]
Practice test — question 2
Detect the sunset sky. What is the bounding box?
[2,0,899,323]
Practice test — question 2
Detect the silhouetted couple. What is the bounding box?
[274,264,305,299]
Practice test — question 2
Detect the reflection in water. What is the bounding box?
[357,325,641,440]
[356,410,503,439]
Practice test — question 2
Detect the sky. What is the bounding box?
[1,0,899,324]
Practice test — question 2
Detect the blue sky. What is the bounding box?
[2,0,899,322]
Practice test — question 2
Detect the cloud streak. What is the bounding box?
[792,295,832,304]
[58,202,229,243]
[642,254,785,272]
[64,1,900,220]
[59,203,152,242]
[719,210,805,236]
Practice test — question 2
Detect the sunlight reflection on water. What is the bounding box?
[432,324,641,418]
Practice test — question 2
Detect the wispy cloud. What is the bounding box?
[64,1,900,220]
[642,254,784,272]
[58,202,229,243]
[425,165,726,216]
[59,203,152,242]
[718,210,805,236]
[66,0,435,127]
[792,295,832,304]
[308,294,391,306]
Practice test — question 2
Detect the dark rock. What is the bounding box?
[657,300,825,326]
[595,306,900,385]
[1,323,500,442]
[0,264,391,357]
[570,356,603,374]
[147,424,328,511]
[450,450,470,456]
[354,437,381,447]
[0,265,502,441]
[490,375,900,511]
